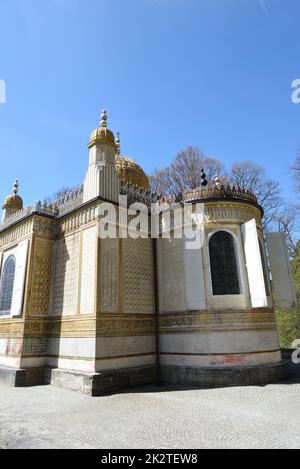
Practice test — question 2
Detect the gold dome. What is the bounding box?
[88,110,117,150]
[3,194,23,211]
[3,180,23,211]
[116,156,150,191]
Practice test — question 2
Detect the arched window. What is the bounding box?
[0,255,16,315]
[209,231,240,295]
[259,240,270,297]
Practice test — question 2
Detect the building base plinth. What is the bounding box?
[0,361,290,394]
[161,361,289,388]
[46,365,157,396]
[0,366,46,387]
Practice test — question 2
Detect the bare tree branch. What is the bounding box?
[229,161,282,229]
[290,145,300,194]
[269,205,300,256]
[44,185,82,205]
[149,146,226,196]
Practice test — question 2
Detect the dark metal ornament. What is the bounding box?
[201,169,208,187]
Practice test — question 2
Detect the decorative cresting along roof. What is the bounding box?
[183,184,258,204]
[88,110,117,150]
[0,186,85,232]
[120,180,160,205]
[159,184,263,214]
[2,179,23,211]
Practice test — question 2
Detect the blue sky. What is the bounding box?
[0,0,299,206]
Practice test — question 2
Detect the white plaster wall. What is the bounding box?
[157,221,272,313]
[47,357,95,373]
[161,351,282,367]
[160,331,280,355]
[83,145,120,203]
[160,330,281,367]
[183,236,206,310]
[46,336,156,373]
[47,337,96,359]
[0,337,21,367]
[0,355,21,368]
[0,337,8,355]
[0,338,21,367]
[95,354,156,371]
[266,232,296,309]
[157,219,270,314]
[46,353,156,373]
[157,238,187,313]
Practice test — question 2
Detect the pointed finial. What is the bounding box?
[13,179,19,195]
[200,169,208,187]
[116,131,121,155]
[100,109,107,128]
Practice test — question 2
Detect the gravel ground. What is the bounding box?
[0,379,300,449]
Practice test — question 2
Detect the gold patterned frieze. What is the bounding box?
[58,203,100,237]
[160,308,277,333]
[0,214,58,249]
[204,202,262,226]
[44,314,155,338]
[0,319,25,338]
[32,216,57,239]
[0,219,33,248]
[96,314,155,337]
[24,319,48,337]
[47,316,97,337]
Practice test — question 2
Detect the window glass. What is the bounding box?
[209,231,240,295]
[0,255,16,315]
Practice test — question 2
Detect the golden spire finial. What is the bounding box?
[214,175,220,188]
[13,179,19,195]
[116,131,121,155]
[100,109,107,128]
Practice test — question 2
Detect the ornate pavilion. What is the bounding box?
[0,111,295,395]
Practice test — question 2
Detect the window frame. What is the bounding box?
[207,228,244,298]
[0,254,16,317]
[258,236,271,298]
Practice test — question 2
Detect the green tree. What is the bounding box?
[276,242,300,348]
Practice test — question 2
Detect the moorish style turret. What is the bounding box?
[2,180,23,222]
[83,110,120,203]
[88,110,117,151]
